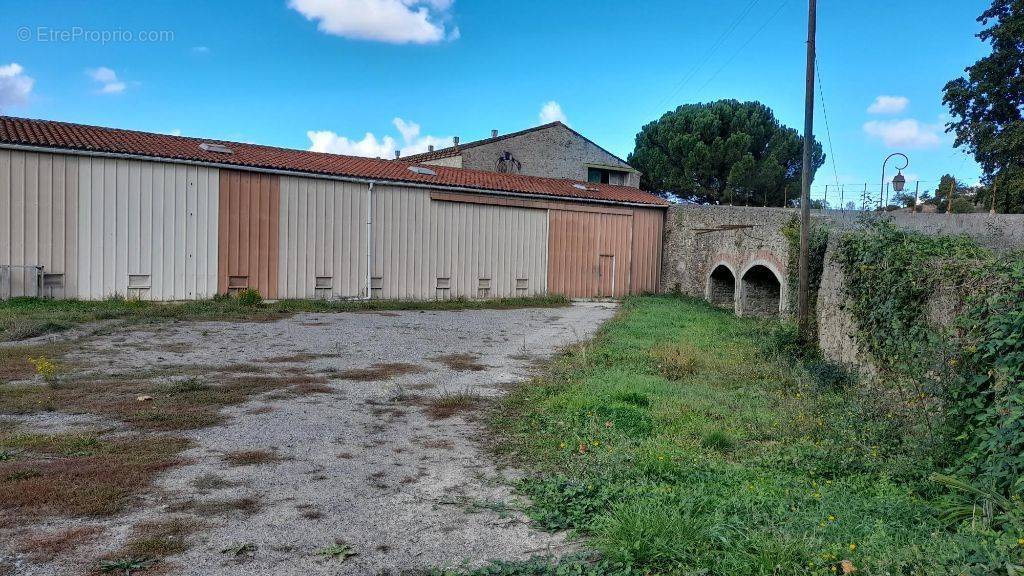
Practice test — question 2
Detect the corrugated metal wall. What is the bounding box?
[547,210,633,298]
[370,185,548,300]
[430,198,547,298]
[218,170,279,298]
[630,207,664,294]
[1,149,664,302]
[278,176,368,299]
[76,157,219,300]
[0,149,78,298]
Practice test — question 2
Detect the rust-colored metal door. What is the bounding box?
[217,169,280,298]
[547,209,632,298]
[598,255,615,297]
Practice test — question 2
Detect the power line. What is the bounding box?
[814,57,840,194]
[648,0,761,117]
[692,0,792,98]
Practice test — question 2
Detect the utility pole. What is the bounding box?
[947,176,955,217]
[990,173,999,214]
[798,0,816,341]
[913,181,920,215]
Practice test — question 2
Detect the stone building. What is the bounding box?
[403,122,641,188]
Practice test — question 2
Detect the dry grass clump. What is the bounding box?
[117,517,200,559]
[430,353,488,372]
[334,363,425,381]
[0,432,189,519]
[15,525,105,561]
[650,342,704,380]
[421,392,483,420]
[222,449,286,467]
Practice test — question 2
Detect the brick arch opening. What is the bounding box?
[705,264,736,309]
[739,264,782,317]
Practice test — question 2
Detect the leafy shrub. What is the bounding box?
[945,256,1024,491]
[27,357,58,382]
[519,476,628,531]
[234,288,263,307]
[612,391,649,407]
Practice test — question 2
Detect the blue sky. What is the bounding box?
[0,0,991,203]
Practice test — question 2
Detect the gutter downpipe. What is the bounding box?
[365,182,373,300]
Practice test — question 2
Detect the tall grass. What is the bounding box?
[491,296,1022,575]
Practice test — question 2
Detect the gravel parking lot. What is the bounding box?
[6,302,616,575]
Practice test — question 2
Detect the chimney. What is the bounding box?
[394,150,401,159]
[453,136,460,150]
[491,129,498,138]
[428,144,434,152]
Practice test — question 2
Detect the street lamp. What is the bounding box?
[880,152,909,209]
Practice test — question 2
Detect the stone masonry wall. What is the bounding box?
[662,205,1024,370]
[456,124,641,187]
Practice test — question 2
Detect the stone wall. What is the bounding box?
[456,124,641,187]
[661,205,1024,369]
[661,205,793,315]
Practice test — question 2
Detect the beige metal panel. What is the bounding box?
[428,193,548,299]
[371,185,432,300]
[75,156,219,300]
[0,149,78,298]
[368,183,548,301]
[278,175,368,299]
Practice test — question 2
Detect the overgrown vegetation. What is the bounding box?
[491,296,1024,575]
[838,222,1024,493]
[781,216,830,338]
[0,292,570,341]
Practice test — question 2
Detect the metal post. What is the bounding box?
[798,0,816,340]
[913,181,919,215]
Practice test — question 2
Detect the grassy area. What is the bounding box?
[489,296,1021,575]
[0,293,570,342]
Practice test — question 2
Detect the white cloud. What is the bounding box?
[867,95,909,115]
[288,0,458,44]
[539,101,568,125]
[191,46,210,54]
[0,63,34,110]
[863,119,942,148]
[307,117,450,158]
[87,67,127,94]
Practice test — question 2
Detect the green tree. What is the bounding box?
[628,100,824,204]
[942,0,1024,213]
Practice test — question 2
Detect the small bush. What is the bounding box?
[234,288,263,307]
[651,342,701,380]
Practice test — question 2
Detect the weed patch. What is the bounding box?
[420,392,483,420]
[431,353,488,372]
[334,363,425,381]
[222,449,286,467]
[0,431,189,519]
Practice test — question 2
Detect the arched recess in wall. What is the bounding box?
[705,263,737,310]
[738,261,784,317]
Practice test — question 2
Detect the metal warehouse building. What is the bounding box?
[0,117,667,301]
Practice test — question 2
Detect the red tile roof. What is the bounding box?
[0,116,667,207]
